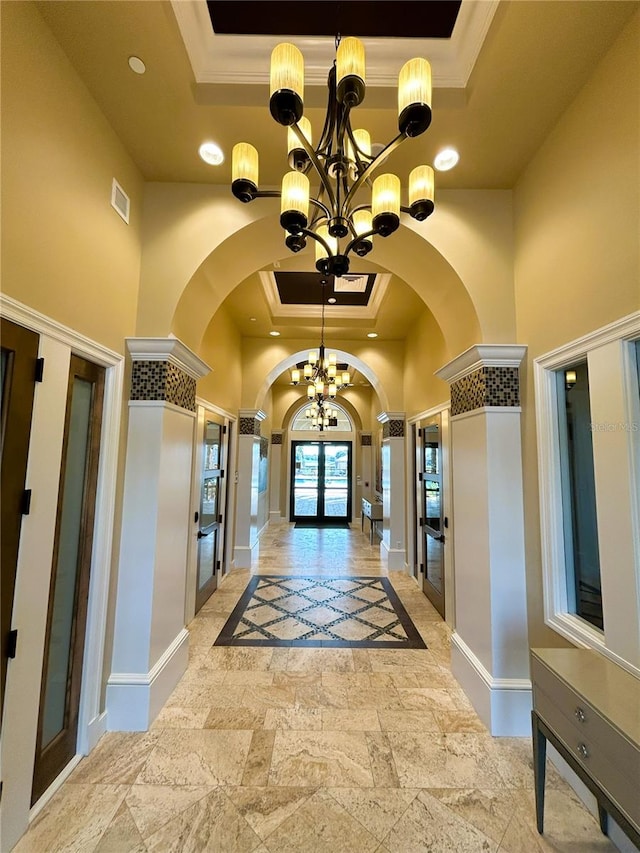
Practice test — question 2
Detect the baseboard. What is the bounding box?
[29,753,83,823]
[86,710,108,752]
[451,632,532,736]
[233,543,258,569]
[269,511,283,523]
[106,628,189,731]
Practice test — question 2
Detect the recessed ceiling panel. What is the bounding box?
[274,271,376,306]
[207,2,462,39]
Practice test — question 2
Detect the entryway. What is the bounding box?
[290,441,352,524]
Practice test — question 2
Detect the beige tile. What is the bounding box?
[242,729,276,787]
[348,686,404,710]
[144,787,262,852]
[426,788,517,846]
[272,670,321,688]
[125,784,213,838]
[398,687,460,712]
[93,801,147,853]
[366,732,401,787]
[13,783,128,853]
[136,729,253,786]
[228,786,317,840]
[69,731,160,784]
[295,682,349,709]
[328,788,418,842]
[263,707,322,730]
[383,789,499,852]
[388,732,505,789]
[223,670,275,687]
[151,705,210,730]
[377,709,440,732]
[286,647,355,673]
[204,706,266,729]
[322,709,381,730]
[261,789,379,853]
[165,681,245,709]
[206,647,275,671]
[269,730,375,787]
[433,709,487,733]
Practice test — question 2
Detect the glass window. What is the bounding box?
[557,362,603,630]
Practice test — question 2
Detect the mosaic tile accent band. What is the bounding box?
[361,434,372,446]
[215,576,427,649]
[271,432,283,445]
[450,365,520,416]
[130,360,196,411]
[383,419,405,439]
[239,417,261,436]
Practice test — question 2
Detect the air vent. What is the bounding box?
[111,178,130,224]
[334,275,368,293]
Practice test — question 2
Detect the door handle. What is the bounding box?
[197,530,210,539]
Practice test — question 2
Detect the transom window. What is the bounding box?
[291,402,353,432]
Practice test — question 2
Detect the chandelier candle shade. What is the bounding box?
[232,35,435,276]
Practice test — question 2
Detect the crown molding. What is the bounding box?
[435,345,527,385]
[126,337,211,380]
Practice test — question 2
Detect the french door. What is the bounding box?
[1,319,39,724]
[290,441,351,523]
[32,355,104,804]
[419,415,446,617]
[195,413,228,612]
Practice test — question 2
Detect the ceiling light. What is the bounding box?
[367,333,378,338]
[128,56,146,74]
[291,282,350,431]
[434,147,460,171]
[269,331,281,336]
[328,297,337,304]
[199,142,224,166]
[249,317,257,321]
[232,37,436,277]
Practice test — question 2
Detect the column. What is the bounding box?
[360,432,373,504]
[234,409,266,568]
[269,430,283,523]
[377,412,406,571]
[436,345,529,735]
[107,338,210,730]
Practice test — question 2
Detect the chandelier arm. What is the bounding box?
[345,124,374,170]
[298,227,335,258]
[343,131,406,211]
[309,197,332,220]
[290,122,337,211]
[316,64,339,155]
[344,228,377,257]
[252,190,283,200]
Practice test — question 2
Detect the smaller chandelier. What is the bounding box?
[232,35,435,277]
[305,399,339,431]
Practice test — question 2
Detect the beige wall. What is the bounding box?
[197,304,243,415]
[514,11,640,647]
[1,2,143,353]
[403,307,450,418]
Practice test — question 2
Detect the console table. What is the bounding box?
[530,648,640,848]
[361,498,382,545]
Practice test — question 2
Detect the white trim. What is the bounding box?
[435,344,527,385]
[376,411,405,424]
[29,754,83,823]
[0,295,123,770]
[450,405,522,423]
[85,711,108,753]
[406,400,451,425]
[451,633,532,736]
[126,336,211,380]
[195,395,236,422]
[128,398,197,419]
[534,312,640,673]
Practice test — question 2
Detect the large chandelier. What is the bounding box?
[232,36,435,277]
[291,283,349,430]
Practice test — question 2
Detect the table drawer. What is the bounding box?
[535,684,640,827]
[531,657,640,784]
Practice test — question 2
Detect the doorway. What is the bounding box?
[32,355,105,804]
[290,441,352,524]
[195,413,229,612]
[1,318,39,723]
[419,415,446,617]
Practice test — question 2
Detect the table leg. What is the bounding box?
[532,711,546,834]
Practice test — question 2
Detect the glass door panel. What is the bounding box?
[293,444,319,517]
[196,416,224,611]
[421,416,445,616]
[323,444,349,517]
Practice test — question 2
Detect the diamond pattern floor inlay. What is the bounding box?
[215,576,427,648]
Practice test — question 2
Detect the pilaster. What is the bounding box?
[234,409,267,567]
[377,412,406,571]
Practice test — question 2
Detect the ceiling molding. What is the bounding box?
[259,271,391,321]
[171,0,499,89]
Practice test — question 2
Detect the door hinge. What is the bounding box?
[220,469,224,479]
[216,560,221,573]
[6,629,18,659]
[218,514,223,524]
[420,562,424,575]
[418,472,423,482]
[223,425,227,435]
[35,357,45,383]
[444,516,449,529]
[20,489,32,515]
[419,517,423,526]
[418,428,422,438]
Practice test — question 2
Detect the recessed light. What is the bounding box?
[128,56,146,75]
[199,142,224,166]
[269,331,280,337]
[249,317,257,322]
[328,297,337,304]
[367,332,378,339]
[434,147,460,171]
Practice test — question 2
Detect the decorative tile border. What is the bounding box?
[361,433,372,446]
[130,360,196,411]
[239,417,260,435]
[383,419,405,439]
[451,365,520,416]
[271,432,283,445]
[214,576,427,649]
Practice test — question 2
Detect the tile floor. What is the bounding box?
[15,524,618,852]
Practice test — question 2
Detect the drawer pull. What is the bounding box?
[574,707,586,723]
[577,742,589,759]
